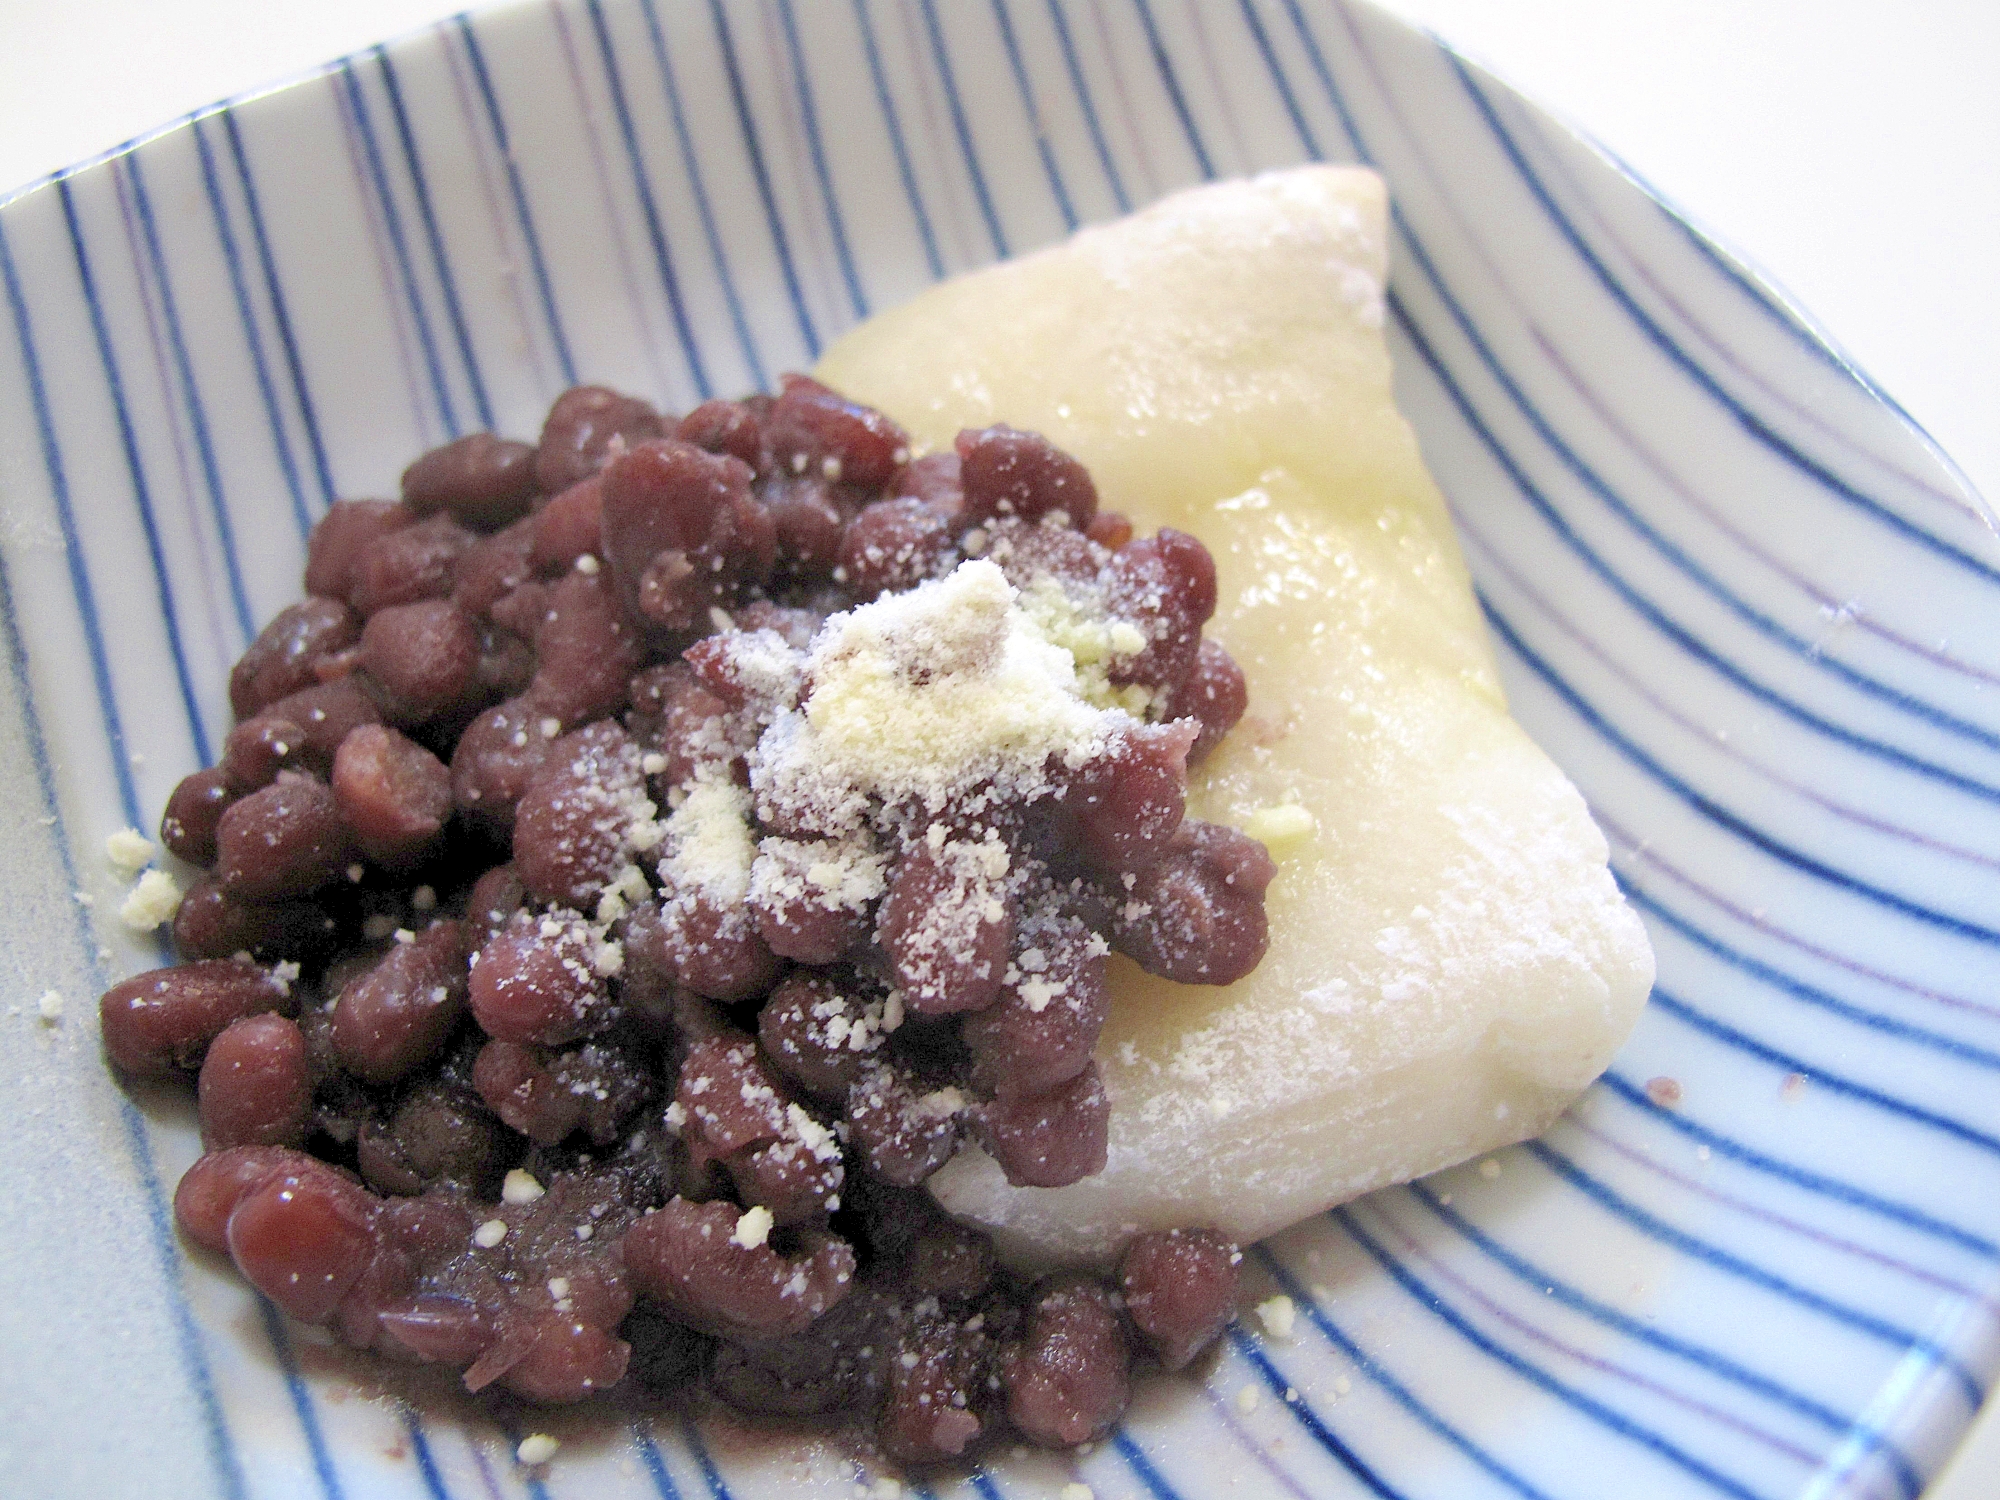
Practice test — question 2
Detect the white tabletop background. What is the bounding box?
[1,0,1995,1491]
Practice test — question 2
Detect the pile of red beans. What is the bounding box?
[99,378,1270,1466]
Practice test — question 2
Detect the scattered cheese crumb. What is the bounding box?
[1256,1294,1296,1340]
[1244,803,1315,846]
[1477,1158,1502,1180]
[473,1218,508,1249]
[1062,1486,1095,1500]
[869,1479,903,1500]
[732,1205,775,1250]
[1235,1385,1260,1414]
[104,827,157,876]
[410,885,438,911]
[37,990,63,1023]
[574,553,601,575]
[1334,1375,1353,1396]
[516,1433,559,1466]
[72,890,94,907]
[119,869,184,931]
[502,1168,545,1205]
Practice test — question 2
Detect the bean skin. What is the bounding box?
[358,600,483,726]
[160,767,235,866]
[101,959,289,1077]
[305,499,413,600]
[215,774,353,901]
[1004,1277,1131,1447]
[225,1165,380,1324]
[229,598,359,718]
[198,1013,311,1150]
[1118,1228,1238,1370]
[976,1063,1109,1188]
[331,920,471,1085]
[956,425,1097,529]
[332,723,452,869]
[402,432,539,530]
[535,384,668,493]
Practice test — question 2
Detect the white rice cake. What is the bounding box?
[816,166,1654,1267]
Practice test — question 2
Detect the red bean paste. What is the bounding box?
[101,378,1270,1467]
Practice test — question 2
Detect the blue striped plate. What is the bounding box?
[1,1,1995,1497]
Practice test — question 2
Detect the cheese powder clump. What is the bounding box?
[752,558,1121,834]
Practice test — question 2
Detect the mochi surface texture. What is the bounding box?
[816,166,1654,1268]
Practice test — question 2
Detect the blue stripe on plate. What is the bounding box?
[375,45,497,430]
[457,15,580,389]
[218,106,336,504]
[187,116,314,541]
[121,151,256,641]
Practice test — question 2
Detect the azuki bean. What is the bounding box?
[471,1037,584,1143]
[357,1083,509,1197]
[450,695,557,831]
[766,373,908,491]
[1105,526,1217,695]
[230,598,360,718]
[526,568,642,725]
[358,599,483,726]
[512,721,644,908]
[349,514,475,617]
[1003,1277,1130,1447]
[173,1144,304,1252]
[599,439,775,635]
[837,497,955,600]
[1118,1228,1238,1370]
[676,397,766,469]
[1064,720,1195,877]
[975,1064,1109,1188]
[756,971,885,1101]
[1165,637,1249,764]
[235,679,383,781]
[535,384,668,494]
[530,475,604,572]
[450,516,539,619]
[1110,819,1275,985]
[225,1164,379,1323]
[401,432,539,530]
[332,724,451,869]
[305,499,413,600]
[962,918,1108,1098]
[160,767,236,866]
[198,1012,311,1150]
[621,1197,855,1340]
[100,959,289,1077]
[467,913,610,1047]
[215,774,353,901]
[171,874,344,965]
[875,848,1011,1015]
[331,920,471,1085]
[956,425,1097,529]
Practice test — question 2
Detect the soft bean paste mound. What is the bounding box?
[100,378,1272,1466]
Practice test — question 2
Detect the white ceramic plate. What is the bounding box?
[1,1,1995,1496]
